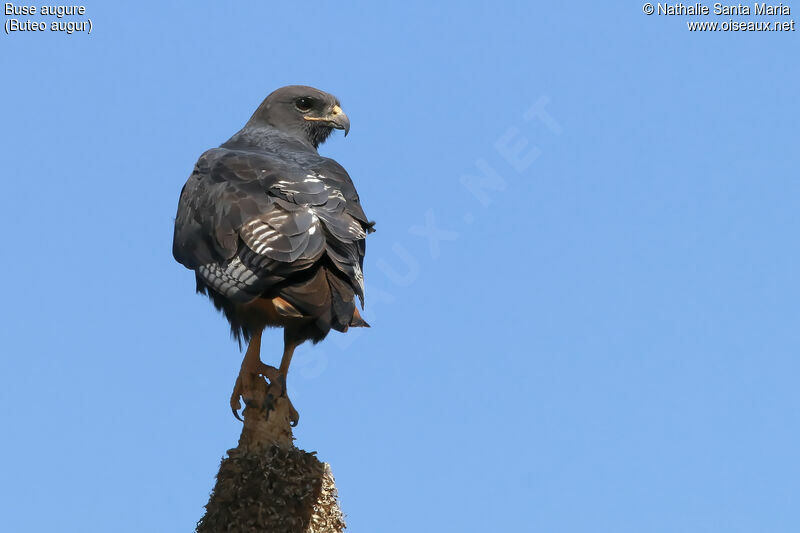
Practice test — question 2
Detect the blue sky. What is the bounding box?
[1,1,799,531]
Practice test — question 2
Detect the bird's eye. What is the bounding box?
[295,98,313,112]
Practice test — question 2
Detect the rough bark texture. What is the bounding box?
[197,376,345,533]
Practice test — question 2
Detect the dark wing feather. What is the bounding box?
[311,157,374,230]
[173,146,369,306]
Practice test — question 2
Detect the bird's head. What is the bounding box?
[247,85,350,148]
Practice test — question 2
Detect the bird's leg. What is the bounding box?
[264,329,302,426]
[280,329,300,377]
[230,328,280,421]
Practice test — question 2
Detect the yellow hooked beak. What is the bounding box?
[303,105,350,136]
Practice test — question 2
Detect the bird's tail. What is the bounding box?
[325,268,370,330]
[278,265,368,334]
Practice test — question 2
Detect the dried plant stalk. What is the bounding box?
[197,376,345,533]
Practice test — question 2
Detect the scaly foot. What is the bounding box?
[263,374,300,427]
[229,361,280,421]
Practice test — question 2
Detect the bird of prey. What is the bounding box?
[172,86,373,425]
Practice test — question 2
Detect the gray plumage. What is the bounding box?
[173,86,373,345]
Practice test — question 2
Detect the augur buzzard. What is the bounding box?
[172,86,373,425]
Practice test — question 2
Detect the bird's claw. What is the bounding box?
[230,375,244,422]
[264,375,300,426]
[230,366,298,425]
[229,365,280,422]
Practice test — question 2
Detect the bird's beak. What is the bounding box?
[304,105,350,136]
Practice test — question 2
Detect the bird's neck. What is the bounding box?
[225,125,318,154]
